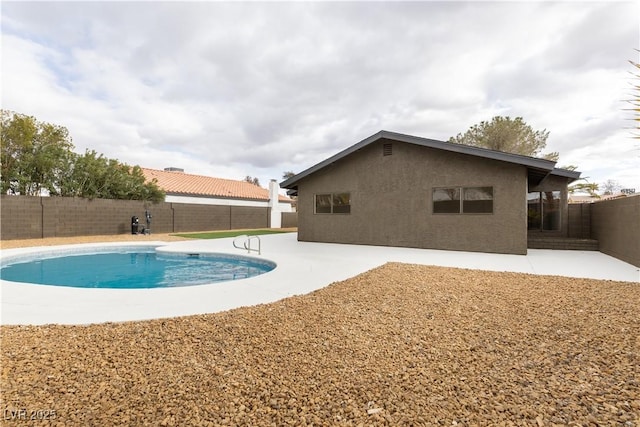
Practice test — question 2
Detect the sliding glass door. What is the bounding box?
[528,191,561,231]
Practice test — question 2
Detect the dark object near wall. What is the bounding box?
[131,216,139,235]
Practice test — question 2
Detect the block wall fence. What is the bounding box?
[567,203,592,239]
[0,195,293,240]
[567,196,640,268]
[590,196,640,268]
[281,212,298,229]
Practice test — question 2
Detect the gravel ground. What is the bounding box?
[1,263,638,426]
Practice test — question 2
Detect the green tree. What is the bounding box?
[449,116,559,161]
[1,110,74,195]
[56,150,164,202]
[282,171,295,180]
[1,110,164,202]
[560,165,599,197]
[569,182,599,197]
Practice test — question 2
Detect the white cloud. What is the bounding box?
[1,1,639,191]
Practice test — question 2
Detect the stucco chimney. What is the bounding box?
[268,179,282,228]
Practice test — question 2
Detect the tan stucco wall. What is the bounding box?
[296,140,528,254]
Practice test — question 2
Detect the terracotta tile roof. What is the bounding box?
[142,168,291,203]
[569,193,634,204]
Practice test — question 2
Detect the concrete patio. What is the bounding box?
[1,232,638,325]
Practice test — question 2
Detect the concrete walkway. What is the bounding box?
[1,232,638,325]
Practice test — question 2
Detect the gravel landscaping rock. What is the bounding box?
[1,263,638,426]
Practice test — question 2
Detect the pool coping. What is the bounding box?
[1,233,638,325]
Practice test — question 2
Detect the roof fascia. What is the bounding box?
[549,167,582,183]
[280,131,385,189]
[383,131,556,170]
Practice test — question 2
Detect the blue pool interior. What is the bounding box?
[0,246,276,289]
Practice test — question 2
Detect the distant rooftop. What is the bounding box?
[142,168,292,203]
[569,192,637,204]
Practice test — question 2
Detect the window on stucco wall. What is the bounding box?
[433,188,461,213]
[463,187,493,213]
[315,194,332,214]
[315,193,351,214]
[433,187,493,214]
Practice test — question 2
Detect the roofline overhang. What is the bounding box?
[280,130,561,190]
[549,167,582,183]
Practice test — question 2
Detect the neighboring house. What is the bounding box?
[281,130,580,255]
[142,167,293,227]
[569,193,630,204]
[569,195,600,204]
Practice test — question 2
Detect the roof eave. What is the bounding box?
[550,167,582,183]
[280,130,559,189]
[381,130,557,170]
[280,130,386,189]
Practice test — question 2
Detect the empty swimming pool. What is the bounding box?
[0,246,276,289]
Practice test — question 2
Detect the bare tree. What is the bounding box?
[600,179,622,195]
[244,175,260,186]
[626,52,640,140]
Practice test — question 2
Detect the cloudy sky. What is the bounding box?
[2,1,639,192]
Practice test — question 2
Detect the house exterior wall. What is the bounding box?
[591,195,640,267]
[167,193,290,230]
[165,194,268,207]
[295,140,528,254]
